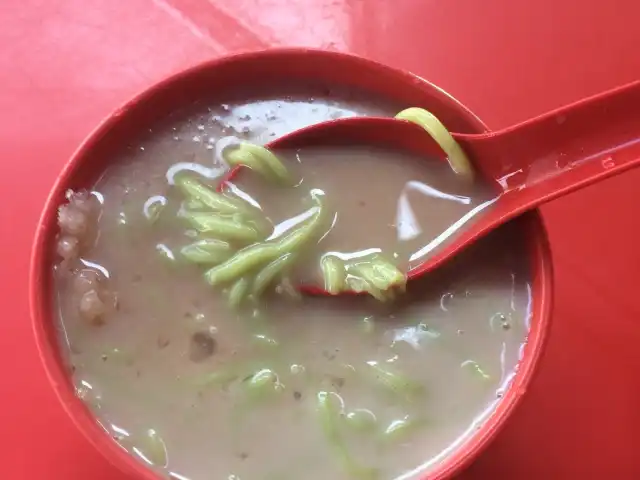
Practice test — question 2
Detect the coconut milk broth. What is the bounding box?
[54,88,530,480]
[226,145,495,284]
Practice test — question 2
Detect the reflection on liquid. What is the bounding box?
[408,198,496,264]
[396,180,471,241]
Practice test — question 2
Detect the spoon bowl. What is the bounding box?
[220,117,471,294]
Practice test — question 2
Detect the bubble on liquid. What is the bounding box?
[139,146,145,151]
[192,135,201,142]
[143,195,167,224]
[173,136,180,141]
[265,111,277,121]
[440,292,454,311]
[221,104,230,112]
[489,312,512,331]
[239,114,251,121]
[197,124,205,131]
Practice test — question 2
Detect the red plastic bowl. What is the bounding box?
[29,48,553,480]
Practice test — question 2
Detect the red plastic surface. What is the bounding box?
[2,1,640,479]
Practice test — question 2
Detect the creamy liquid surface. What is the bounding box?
[53,87,530,480]
[228,145,494,284]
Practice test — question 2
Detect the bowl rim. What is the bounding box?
[29,47,553,480]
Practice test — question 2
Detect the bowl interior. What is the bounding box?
[30,48,552,480]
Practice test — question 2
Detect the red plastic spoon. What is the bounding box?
[223,80,640,292]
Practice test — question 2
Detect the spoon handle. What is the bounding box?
[455,80,640,206]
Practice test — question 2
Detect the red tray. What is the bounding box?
[2,1,640,478]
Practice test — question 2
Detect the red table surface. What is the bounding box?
[2,1,640,478]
